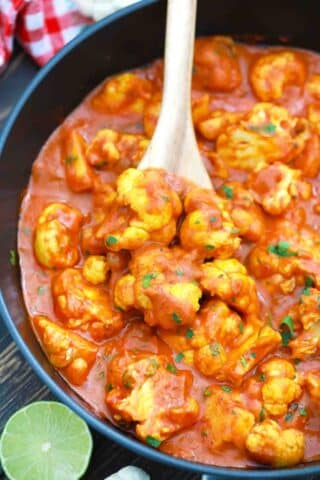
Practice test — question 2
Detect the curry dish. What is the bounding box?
[19,36,320,468]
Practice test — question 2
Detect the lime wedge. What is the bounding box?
[0,401,93,480]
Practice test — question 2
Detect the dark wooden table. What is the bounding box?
[0,49,200,480]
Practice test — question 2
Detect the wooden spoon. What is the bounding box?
[138,0,212,188]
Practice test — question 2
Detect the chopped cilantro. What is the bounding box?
[240,356,247,368]
[281,329,293,347]
[203,388,212,397]
[142,273,158,288]
[239,321,244,334]
[162,195,169,202]
[115,305,124,312]
[9,249,17,266]
[248,123,276,135]
[250,352,257,359]
[258,373,266,382]
[284,412,293,422]
[268,241,297,258]
[294,358,301,365]
[106,383,114,391]
[65,154,77,165]
[201,430,208,437]
[304,276,314,288]
[176,268,184,276]
[259,406,266,422]
[221,385,232,393]
[166,363,177,374]
[209,216,217,223]
[280,315,294,336]
[172,312,182,324]
[205,244,215,250]
[222,185,233,199]
[149,358,159,369]
[209,342,221,356]
[186,328,194,339]
[37,286,46,296]
[106,236,118,247]
[146,436,162,448]
[302,287,311,296]
[175,352,184,362]
[299,406,307,417]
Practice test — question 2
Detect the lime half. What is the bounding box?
[0,401,93,480]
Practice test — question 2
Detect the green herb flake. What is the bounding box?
[146,436,162,448]
[239,321,244,334]
[221,385,232,393]
[65,154,77,165]
[149,358,159,369]
[162,195,169,202]
[250,352,257,359]
[176,269,184,277]
[201,430,208,438]
[304,276,315,288]
[294,358,301,365]
[142,273,158,288]
[259,406,266,422]
[281,329,293,347]
[248,123,276,135]
[106,236,118,247]
[186,328,194,339]
[9,249,17,266]
[258,373,266,383]
[37,286,46,296]
[172,312,182,324]
[299,406,307,417]
[267,241,298,258]
[106,383,114,391]
[175,352,185,362]
[209,216,217,223]
[302,287,311,296]
[203,387,212,397]
[166,363,177,374]
[210,342,221,356]
[115,305,124,312]
[222,185,233,199]
[240,356,248,368]
[280,315,294,336]
[205,244,215,250]
[284,412,293,422]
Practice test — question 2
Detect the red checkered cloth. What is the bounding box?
[0,0,91,72]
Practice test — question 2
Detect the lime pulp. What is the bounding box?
[0,401,93,480]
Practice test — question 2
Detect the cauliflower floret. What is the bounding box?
[200,259,259,315]
[248,163,311,215]
[246,419,304,467]
[290,289,320,359]
[216,103,310,171]
[92,72,153,113]
[82,255,109,285]
[259,358,302,416]
[86,129,149,171]
[203,386,255,451]
[64,130,95,192]
[307,104,320,136]
[92,179,117,210]
[94,168,182,251]
[290,323,320,359]
[298,287,320,330]
[250,51,306,101]
[197,110,244,140]
[106,351,199,442]
[226,182,266,242]
[307,74,320,100]
[34,203,83,269]
[193,36,242,92]
[114,246,201,329]
[52,268,123,341]
[180,187,240,260]
[215,325,281,385]
[33,315,98,386]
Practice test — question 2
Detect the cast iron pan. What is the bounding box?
[1,0,320,478]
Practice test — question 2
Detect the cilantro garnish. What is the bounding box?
[142,273,158,288]
[209,342,221,356]
[166,363,177,374]
[175,352,184,362]
[240,356,247,368]
[106,236,118,247]
[268,241,298,258]
[172,312,182,324]
[222,185,233,199]
[146,436,162,448]
[221,385,232,393]
[203,388,212,397]
[259,406,266,422]
[280,315,294,336]
[186,328,194,339]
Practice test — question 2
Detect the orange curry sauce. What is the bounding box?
[18,37,320,468]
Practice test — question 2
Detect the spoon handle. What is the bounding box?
[139,0,211,188]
